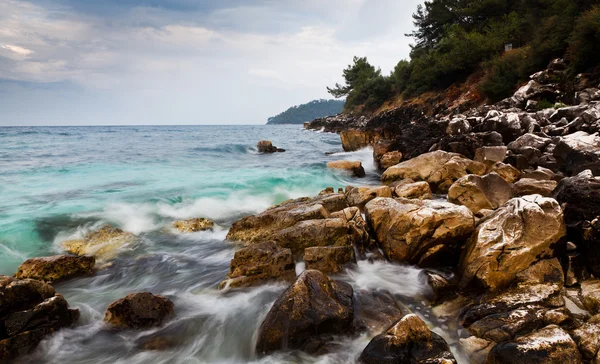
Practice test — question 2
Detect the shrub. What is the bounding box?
[567,5,600,73]
[479,47,536,101]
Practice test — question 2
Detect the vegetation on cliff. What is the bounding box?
[328,0,600,111]
[267,99,345,125]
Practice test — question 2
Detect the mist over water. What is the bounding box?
[0,125,445,363]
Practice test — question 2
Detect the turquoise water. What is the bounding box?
[1,125,437,364]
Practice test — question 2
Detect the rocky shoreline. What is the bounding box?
[4,58,600,362]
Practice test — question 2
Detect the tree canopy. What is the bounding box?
[266,99,345,125]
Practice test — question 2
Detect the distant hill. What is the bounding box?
[267,99,345,125]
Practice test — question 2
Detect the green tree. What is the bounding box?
[327,56,380,98]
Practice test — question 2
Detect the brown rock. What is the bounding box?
[365,197,474,267]
[513,178,558,197]
[490,162,520,184]
[219,241,295,289]
[256,270,354,355]
[359,314,456,364]
[461,336,494,364]
[104,292,174,329]
[570,314,600,361]
[257,140,284,153]
[459,195,566,292]
[394,181,433,200]
[15,255,95,283]
[61,225,135,260]
[379,151,403,169]
[382,150,486,193]
[448,173,515,214]
[172,217,214,232]
[475,146,508,164]
[353,289,403,335]
[340,129,375,152]
[327,160,366,178]
[580,279,600,314]
[345,186,392,208]
[304,246,356,274]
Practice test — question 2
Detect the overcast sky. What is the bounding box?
[0,0,422,125]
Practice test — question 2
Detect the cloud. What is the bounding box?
[0,0,423,125]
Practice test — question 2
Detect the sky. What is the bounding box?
[0,0,422,125]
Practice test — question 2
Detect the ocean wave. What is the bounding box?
[191,143,256,155]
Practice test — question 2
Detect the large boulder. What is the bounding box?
[459,195,566,292]
[327,160,366,178]
[485,325,582,364]
[365,197,474,267]
[256,270,354,355]
[490,162,521,184]
[0,276,79,360]
[513,178,558,197]
[172,217,214,232]
[570,314,600,362]
[553,170,600,275]
[382,150,486,193]
[358,314,456,364]
[379,151,403,169]
[448,173,515,214]
[14,255,95,282]
[580,279,600,314]
[61,225,135,261]
[345,186,392,208]
[218,241,295,289]
[340,129,377,152]
[304,246,356,274]
[394,181,433,200]
[104,292,174,329]
[554,131,600,175]
[227,194,348,244]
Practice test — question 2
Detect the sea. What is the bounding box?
[0,125,456,364]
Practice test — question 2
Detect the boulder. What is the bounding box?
[490,162,521,184]
[227,194,348,244]
[461,336,494,364]
[353,290,403,335]
[379,151,403,169]
[485,325,582,364]
[459,195,566,292]
[172,217,214,232]
[358,314,456,364]
[554,131,600,175]
[304,246,356,274]
[256,270,354,354]
[104,292,174,329]
[580,279,600,314]
[257,140,285,153]
[340,129,375,152]
[513,178,558,197]
[474,146,508,164]
[218,241,295,289]
[61,225,135,261]
[0,276,79,360]
[507,133,552,153]
[448,173,515,214]
[327,160,366,178]
[394,181,433,200]
[14,255,95,283]
[345,186,393,208]
[365,197,474,267]
[447,117,472,135]
[570,314,600,361]
[382,150,486,193]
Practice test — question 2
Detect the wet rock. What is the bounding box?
[459,195,566,292]
[345,186,392,208]
[468,305,548,343]
[227,194,348,244]
[563,253,590,287]
[365,197,474,267]
[172,217,214,233]
[104,292,174,329]
[353,289,403,335]
[379,151,403,169]
[580,279,600,314]
[327,160,366,178]
[256,270,354,355]
[448,173,514,214]
[340,129,375,152]
[485,325,582,364]
[257,140,285,153]
[304,246,356,274]
[570,314,600,361]
[61,225,135,261]
[513,178,558,197]
[461,336,494,364]
[358,314,456,364]
[0,276,79,360]
[219,241,295,289]
[14,255,95,283]
[382,150,486,193]
[489,162,521,184]
[423,270,456,303]
[394,181,433,200]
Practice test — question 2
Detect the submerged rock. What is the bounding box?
[327,160,366,178]
[61,225,135,261]
[352,289,403,335]
[448,173,514,214]
[382,150,486,193]
[459,195,566,292]
[359,314,456,364]
[172,217,214,233]
[104,292,174,329]
[15,255,95,282]
[365,197,474,267]
[0,276,79,360]
[257,140,285,153]
[219,241,295,289]
[256,270,354,355]
[485,325,582,364]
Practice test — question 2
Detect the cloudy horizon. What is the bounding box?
[0,0,421,126]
